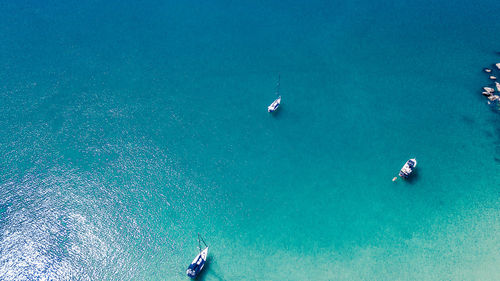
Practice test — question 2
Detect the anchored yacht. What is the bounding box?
[186,234,209,278]
[268,75,281,113]
[399,158,417,179]
[268,96,281,112]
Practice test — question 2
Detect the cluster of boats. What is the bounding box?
[482,63,500,105]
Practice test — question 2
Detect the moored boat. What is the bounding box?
[268,75,281,113]
[268,96,281,112]
[186,234,209,278]
[398,158,417,179]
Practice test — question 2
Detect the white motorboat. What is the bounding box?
[398,158,417,179]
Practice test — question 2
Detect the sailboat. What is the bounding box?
[186,234,209,278]
[268,75,281,113]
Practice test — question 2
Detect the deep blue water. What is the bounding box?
[0,0,499,280]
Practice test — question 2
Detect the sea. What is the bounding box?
[0,0,499,280]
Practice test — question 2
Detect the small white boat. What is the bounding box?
[186,234,209,278]
[398,158,417,179]
[268,96,281,112]
[268,75,281,113]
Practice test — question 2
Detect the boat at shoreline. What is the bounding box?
[186,234,209,278]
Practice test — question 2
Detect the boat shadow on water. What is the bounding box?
[404,168,420,185]
[269,106,285,118]
[193,257,227,281]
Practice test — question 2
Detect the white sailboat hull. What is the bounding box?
[268,96,281,112]
[186,247,209,278]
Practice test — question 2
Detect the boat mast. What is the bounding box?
[275,74,281,97]
[198,233,208,251]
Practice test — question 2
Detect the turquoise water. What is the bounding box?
[1,0,499,280]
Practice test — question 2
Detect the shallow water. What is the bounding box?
[0,0,499,280]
